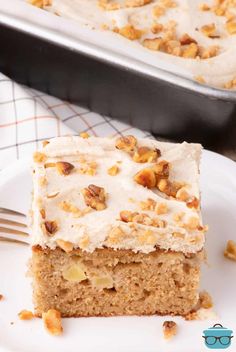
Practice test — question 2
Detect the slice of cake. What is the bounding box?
[31,135,207,317]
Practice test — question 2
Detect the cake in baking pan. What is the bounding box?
[29,0,236,89]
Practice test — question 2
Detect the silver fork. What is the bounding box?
[0,207,29,246]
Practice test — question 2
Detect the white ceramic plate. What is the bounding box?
[0,151,236,352]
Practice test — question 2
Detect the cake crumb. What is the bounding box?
[199,290,213,309]
[163,320,177,340]
[18,310,34,320]
[42,309,63,336]
[224,240,236,261]
[0,294,4,301]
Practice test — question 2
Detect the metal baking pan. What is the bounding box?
[0,1,236,150]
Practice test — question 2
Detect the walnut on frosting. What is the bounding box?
[106,226,126,244]
[226,20,236,35]
[134,168,156,188]
[115,135,137,152]
[33,152,47,163]
[43,220,58,236]
[116,25,143,40]
[56,161,75,175]
[201,23,217,37]
[134,159,183,197]
[133,146,160,163]
[107,165,120,176]
[28,0,51,8]
[82,184,107,210]
[120,210,166,228]
[56,239,74,253]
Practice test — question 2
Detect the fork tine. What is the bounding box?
[0,218,27,228]
[0,207,26,217]
[0,226,29,237]
[0,236,29,246]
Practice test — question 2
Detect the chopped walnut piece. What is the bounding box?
[176,187,190,201]
[98,0,120,10]
[195,75,206,84]
[47,191,60,199]
[133,147,160,163]
[139,198,156,211]
[199,3,210,11]
[213,5,225,16]
[160,0,177,7]
[107,226,126,244]
[80,132,90,139]
[33,152,47,163]
[44,220,58,235]
[180,33,197,45]
[201,23,216,37]
[138,229,156,244]
[42,140,49,147]
[56,161,74,176]
[200,45,219,59]
[152,5,166,18]
[29,0,51,8]
[59,201,82,217]
[152,160,169,179]
[182,43,199,58]
[78,161,97,176]
[120,210,166,228]
[155,202,168,215]
[187,196,199,209]
[142,37,163,51]
[226,20,236,34]
[118,25,143,40]
[120,210,136,222]
[184,311,198,321]
[224,76,236,89]
[157,179,181,197]
[151,23,164,34]
[79,235,90,249]
[173,211,185,222]
[44,162,56,168]
[224,240,236,261]
[108,165,120,176]
[163,321,177,340]
[40,208,46,219]
[125,0,152,7]
[18,310,34,320]
[115,135,137,152]
[39,176,48,186]
[199,291,213,309]
[172,232,185,238]
[184,216,200,230]
[42,309,63,336]
[134,168,156,188]
[82,184,107,210]
[56,239,74,253]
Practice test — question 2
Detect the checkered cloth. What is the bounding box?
[0,73,152,169]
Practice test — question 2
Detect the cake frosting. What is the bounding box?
[45,0,236,89]
[31,136,206,254]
